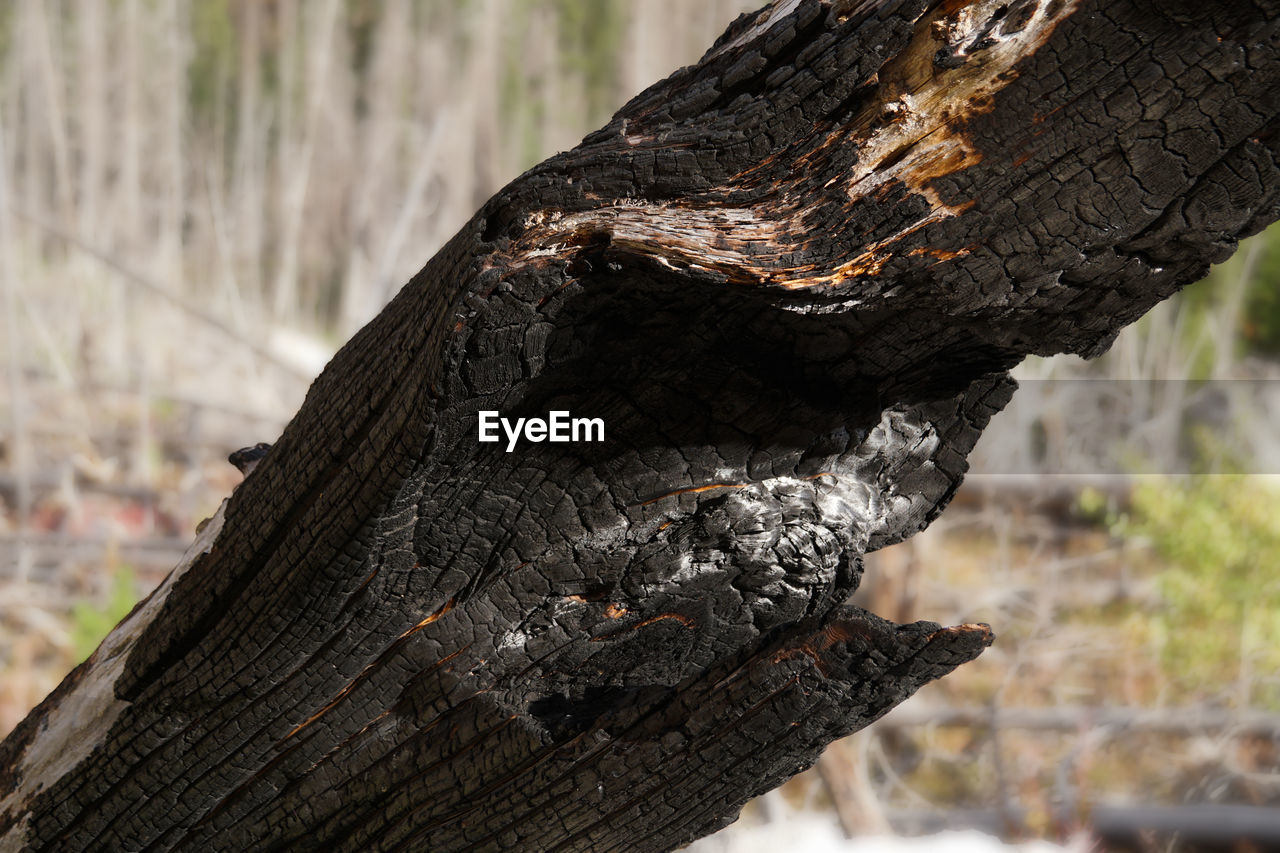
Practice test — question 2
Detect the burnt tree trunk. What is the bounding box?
[4,1,1280,850]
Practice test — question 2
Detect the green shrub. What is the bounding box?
[1118,474,1280,708]
[71,567,140,664]
[1242,220,1280,356]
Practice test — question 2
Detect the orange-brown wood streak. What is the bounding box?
[284,623,462,740]
[638,482,746,506]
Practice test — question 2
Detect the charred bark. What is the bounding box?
[4,1,1280,850]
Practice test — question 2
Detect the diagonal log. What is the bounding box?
[3,0,1280,850]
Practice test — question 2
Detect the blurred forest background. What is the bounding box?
[1,2,1278,850]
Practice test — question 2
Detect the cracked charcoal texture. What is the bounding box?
[3,1,1280,851]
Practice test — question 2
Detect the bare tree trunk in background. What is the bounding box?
[3,1,1280,850]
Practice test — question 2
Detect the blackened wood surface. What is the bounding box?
[3,1,1280,850]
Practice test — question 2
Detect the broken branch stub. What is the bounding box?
[3,0,1280,850]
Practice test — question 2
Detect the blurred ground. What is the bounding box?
[2,2,1279,850]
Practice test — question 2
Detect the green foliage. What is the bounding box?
[188,1,238,124]
[345,0,378,77]
[498,0,629,171]
[1107,223,1280,379]
[345,0,378,118]
[551,0,627,124]
[1117,474,1280,708]
[0,3,13,68]
[1242,220,1280,356]
[71,566,140,664]
[498,3,541,172]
